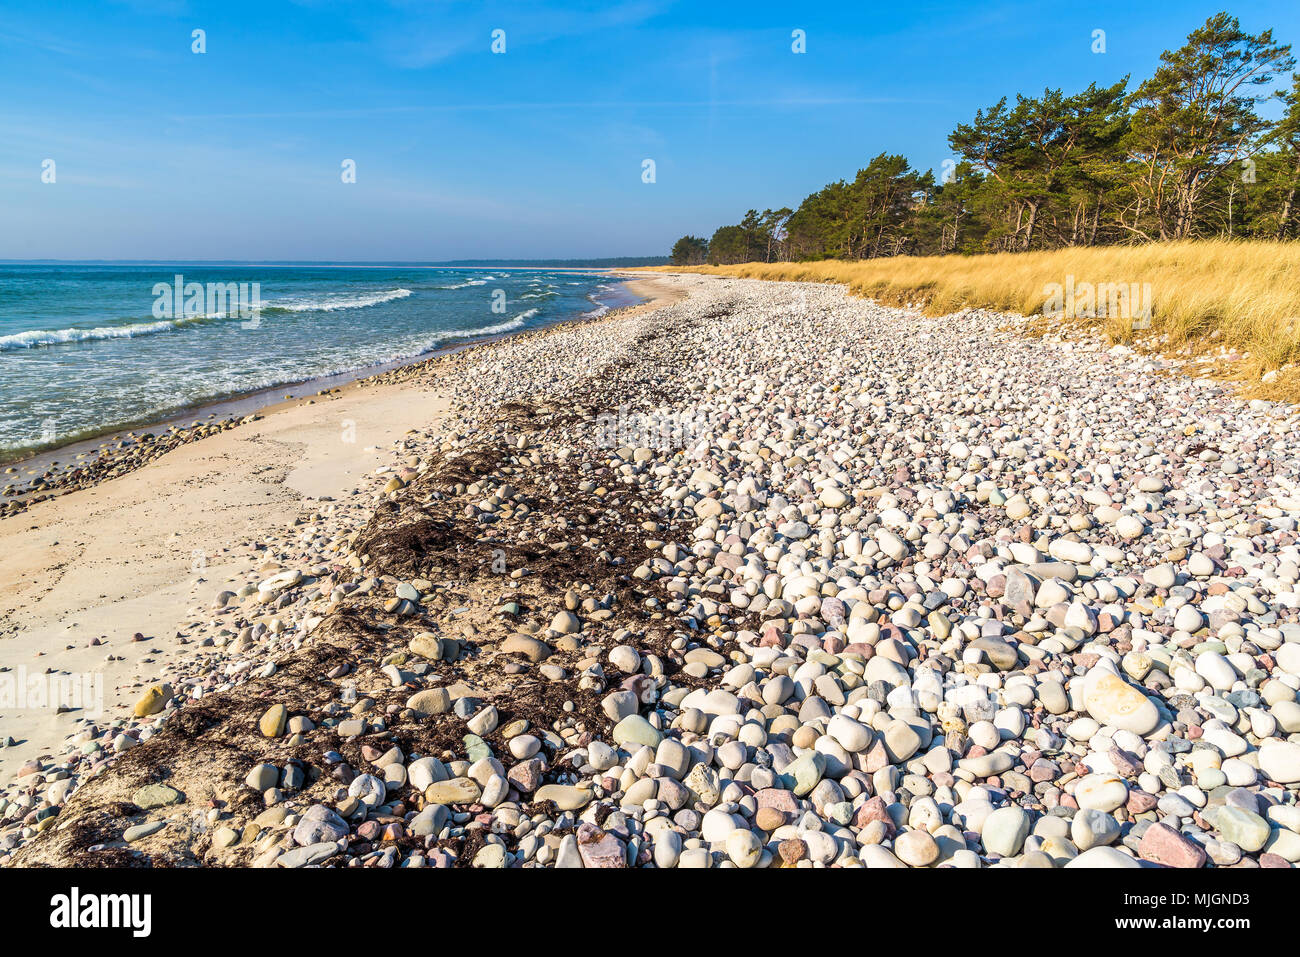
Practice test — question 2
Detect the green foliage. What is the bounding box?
[675,12,1300,260]
[783,154,932,259]
[670,235,709,265]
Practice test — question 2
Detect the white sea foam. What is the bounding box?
[0,288,414,351]
[438,308,539,341]
[582,291,613,318]
[0,272,617,457]
[267,288,411,312]
[0,317,201,351]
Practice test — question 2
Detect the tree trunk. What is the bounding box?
[1278,157,1300,240]
[1023,201,1041,250]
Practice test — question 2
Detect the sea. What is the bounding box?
[0,264,638,462]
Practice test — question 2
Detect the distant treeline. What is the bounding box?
[436,257,670,267]
[671,13,1300,265]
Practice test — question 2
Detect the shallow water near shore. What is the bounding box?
[0,264,634,464]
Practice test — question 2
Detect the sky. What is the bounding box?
[1,0,1298,261]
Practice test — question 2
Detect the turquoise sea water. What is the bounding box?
[0,264,634,460]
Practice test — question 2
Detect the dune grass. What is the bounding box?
[646,240,1300,401]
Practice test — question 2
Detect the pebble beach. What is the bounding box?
[5,273,1300,870]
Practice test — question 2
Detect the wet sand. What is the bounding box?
[0,277,679,780]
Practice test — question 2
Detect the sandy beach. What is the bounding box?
[0,351,454,778]
[0,277,678,785]
[5,272,1300,873]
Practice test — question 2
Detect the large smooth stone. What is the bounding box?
[779,751,826,797]
[1216,806,1270,852]
[982,806,1031,857]
[1066,846,1141,868]
[1074,773,1128,812]
[423,777,481,805]
[1259,741,1300,784]
[1083,667,1159,735]
[534,784,594,811]
[612,714,662,748]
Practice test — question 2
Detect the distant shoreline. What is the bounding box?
[0,260,669,269]
[1,274,649,502]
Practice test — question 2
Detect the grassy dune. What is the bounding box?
[648,240,1300,401]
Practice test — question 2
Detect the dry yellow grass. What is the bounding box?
[645,240,1300,400]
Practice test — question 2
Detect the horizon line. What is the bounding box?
[0,258,669,267]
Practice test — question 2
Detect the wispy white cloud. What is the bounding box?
[159,95,938,123]
[355,0,674,68]
[0,27,88,57]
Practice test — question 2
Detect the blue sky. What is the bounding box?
[2,0,1297,261]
